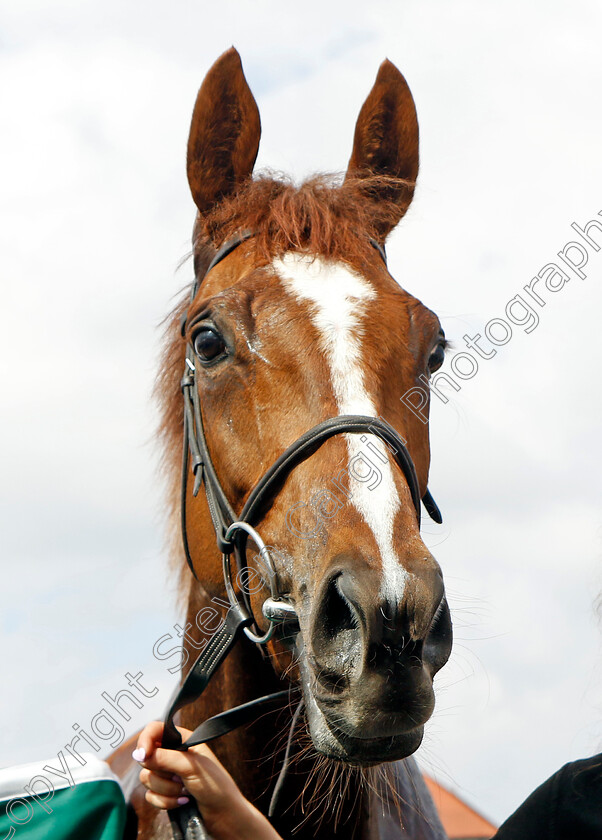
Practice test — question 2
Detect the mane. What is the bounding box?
[155,172,413,601]
[196,172,413,263]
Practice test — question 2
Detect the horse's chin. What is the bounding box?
[312,711,424,766]
[299,658,425,766]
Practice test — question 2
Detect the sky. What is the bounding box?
[1,0,601,829]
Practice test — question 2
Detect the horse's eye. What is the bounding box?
[428,342,445,373]
[193,327,227,362]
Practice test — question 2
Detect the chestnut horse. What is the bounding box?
[111,48,452,839]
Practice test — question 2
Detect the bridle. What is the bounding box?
[179,231,441,630]
[160,230,443,838]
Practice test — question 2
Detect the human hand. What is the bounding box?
[133,721,282,840]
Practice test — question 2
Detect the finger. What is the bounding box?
[133,721,165,763]
[152,746,242,811]
[132,720,192,764]
[174,724,194,741]
[134,722,194,765]
[139,768,186,798]
[144,790,190,811]
[139,764,179,782]
[143,747,200,780]
[146,744,229,787]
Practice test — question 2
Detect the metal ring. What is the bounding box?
[243,621,276,645]
[222,521,278,645]
[221,551,238,609]
[224,521,278,599]
[221,552,275,643]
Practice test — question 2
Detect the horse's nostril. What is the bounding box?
[423,596,453,675]
[310,567,452,694]
[310,573,362,684]
[321,575,360,639]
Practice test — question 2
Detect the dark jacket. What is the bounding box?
[493,754,602,840]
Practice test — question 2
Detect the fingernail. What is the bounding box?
[132,748,146,762]
[177,796,190,806]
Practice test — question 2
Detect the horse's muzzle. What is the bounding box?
[300,559,453,763]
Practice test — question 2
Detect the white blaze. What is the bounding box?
[274,252,406,600]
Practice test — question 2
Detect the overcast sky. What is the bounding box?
[1,0,601,828]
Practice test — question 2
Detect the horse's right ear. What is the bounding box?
[345,59,419,240]
[187,48,261,215]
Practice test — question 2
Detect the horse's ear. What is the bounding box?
[345,59,419,239]
[187,47,261,215]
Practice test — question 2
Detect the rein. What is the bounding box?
[161,232,443,838]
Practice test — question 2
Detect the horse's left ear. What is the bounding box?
[345,59,419,239]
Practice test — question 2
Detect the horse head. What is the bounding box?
[161,47,452,769]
